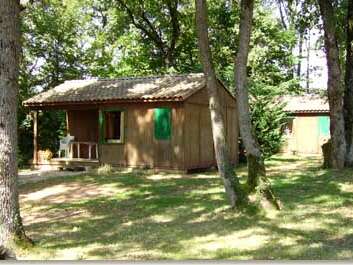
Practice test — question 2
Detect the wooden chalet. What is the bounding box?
[281,94,330,155]
[24,73,239,172]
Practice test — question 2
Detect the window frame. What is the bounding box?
[99,109,125,144]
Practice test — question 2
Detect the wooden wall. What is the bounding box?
[282,113,330,155]
[67,109,99,141]
[98,103,185,170]
[183,86,239,169]
[66,85,239,170]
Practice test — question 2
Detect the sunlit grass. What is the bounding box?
[18,155,353,260]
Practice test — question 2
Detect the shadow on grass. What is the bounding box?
[19,156,353,260]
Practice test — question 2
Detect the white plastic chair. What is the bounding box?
[58,135,75,158]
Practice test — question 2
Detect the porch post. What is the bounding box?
[32,110,38,165]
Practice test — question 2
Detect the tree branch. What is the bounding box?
[116,0,166,55]
[165,0,180,64]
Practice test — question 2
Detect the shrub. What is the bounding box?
[249,89,290,158]
[245,77,300,159]
[97,164,113,175]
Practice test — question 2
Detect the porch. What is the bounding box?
[34,157,100,171]
[32,110,100,170]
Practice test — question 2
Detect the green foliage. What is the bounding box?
[246,7,298,158]
[248,78,299,158]
[207,3,298,158]
[38,111,67,153]
[19,0,88,165]
[250,94,288,158]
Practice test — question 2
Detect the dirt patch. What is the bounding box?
[19,169,88,184]
[20,181,118,204]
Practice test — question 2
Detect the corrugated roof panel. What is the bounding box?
[282,94,329,113]
[24,73,206,107]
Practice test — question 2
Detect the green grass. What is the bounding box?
[18,155,353,260]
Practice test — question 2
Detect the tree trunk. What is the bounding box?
[344,0,353,167]
[195,0,244,208]
[0,245,16,260]
[318,0,346,169]
[234,0,280,209]
[276,0,287,30]
[306,32,310,91]
[0,0,29,247]
[297,31,303,78]
[234,0,263,190]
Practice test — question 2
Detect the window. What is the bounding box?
[100,110,124,143]
[154,108,171,140]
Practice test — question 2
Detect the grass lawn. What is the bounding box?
[18,155,353,260]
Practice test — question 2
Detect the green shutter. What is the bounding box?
[154,108,171,140]
[99,110,104,143]
[319,116,330,136]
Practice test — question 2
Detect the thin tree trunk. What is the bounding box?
[234,0,280,209]
[297,31,303,78]
[318,0,346,169]
[344,0,353,167]
[195,0,244,208]
[234,0,263,190]
[276,0,287,30]
[0,0,29,248]
[306,32,310,91]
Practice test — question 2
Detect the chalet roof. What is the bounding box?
[23,73,206,107]
[282,94,329,113]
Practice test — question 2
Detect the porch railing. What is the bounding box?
[68,141,99,160]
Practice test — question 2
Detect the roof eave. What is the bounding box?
[285,110,330,114]
[23,96,186,109]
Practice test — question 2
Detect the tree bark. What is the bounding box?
[297,31,303,78]
[318,0,346,169]
[0,0,29,247]
[234,0,264,191]
[195,0,244,208]
[306,32,310,91]
[276,0,287,30]
[344,0,353,167]
[0,245,16,260]
[234,0,280,209]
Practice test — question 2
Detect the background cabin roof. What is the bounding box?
[282,94,329,114]
[23,73,207,107]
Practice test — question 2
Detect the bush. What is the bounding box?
[97,164,113,175]
[247,78,299,158]
[250,95,289,158]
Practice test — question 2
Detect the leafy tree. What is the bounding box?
[243,4,297,163]
[19,0,89,163]
[249,92,288,158]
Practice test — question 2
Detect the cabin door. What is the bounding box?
[293,116,320,154]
